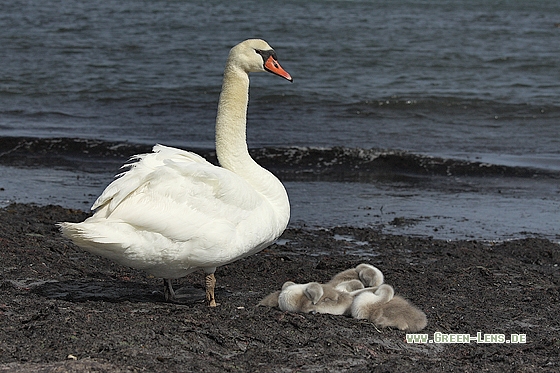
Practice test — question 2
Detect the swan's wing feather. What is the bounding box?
[91,146,264,242]
[92,145,213,212]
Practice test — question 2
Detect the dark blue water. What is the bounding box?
[1,0,559,240]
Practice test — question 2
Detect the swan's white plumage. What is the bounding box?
[59,39,291,300]
[61,143,287,278]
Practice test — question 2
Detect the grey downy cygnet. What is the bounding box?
[351,284,427,332]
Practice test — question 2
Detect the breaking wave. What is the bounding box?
[1,136,558,182]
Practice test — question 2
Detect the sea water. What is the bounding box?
[1,0,559,240]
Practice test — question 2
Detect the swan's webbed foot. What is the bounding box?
[163,279,177,302]
[163,278,212,304]
[205,273,217,307]
[163,276,217,306]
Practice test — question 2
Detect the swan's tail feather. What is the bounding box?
[58,221,189,277]
[59,222,117,245]
[57,221,132,260]
[59,221,152,272]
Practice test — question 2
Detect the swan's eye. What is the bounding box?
[255,49,277,63]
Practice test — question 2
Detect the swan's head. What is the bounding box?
[229,39,292,82]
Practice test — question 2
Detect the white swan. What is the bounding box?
[59,39,293,306]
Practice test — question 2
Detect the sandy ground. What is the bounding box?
[0,203,558,372]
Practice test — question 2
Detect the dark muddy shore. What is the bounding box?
[0,203,558,372]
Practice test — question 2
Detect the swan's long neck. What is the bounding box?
[214,63,289,226]
[215,64,252,172]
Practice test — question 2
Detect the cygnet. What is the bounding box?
[351,284,427,332]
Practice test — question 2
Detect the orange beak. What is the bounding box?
[264,56,293,82]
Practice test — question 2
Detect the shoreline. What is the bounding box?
[0,203,558,372]
[1,136,559,241]
[2,136,559,242]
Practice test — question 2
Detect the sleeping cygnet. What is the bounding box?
[351,284,427,332]
[258,263,384,309]
[258,290,281,307]
[328,263,384,292]
[277,281,354,315]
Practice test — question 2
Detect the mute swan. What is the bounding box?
[59,39,292,307]
[351,284,427,332]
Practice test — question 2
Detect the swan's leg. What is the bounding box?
[205,273,217,307]
[163,278,176,302]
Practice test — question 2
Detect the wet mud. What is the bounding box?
[0,203,558,372]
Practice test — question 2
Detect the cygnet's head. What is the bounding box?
[356,264,384,288]
[278,281,353,315]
